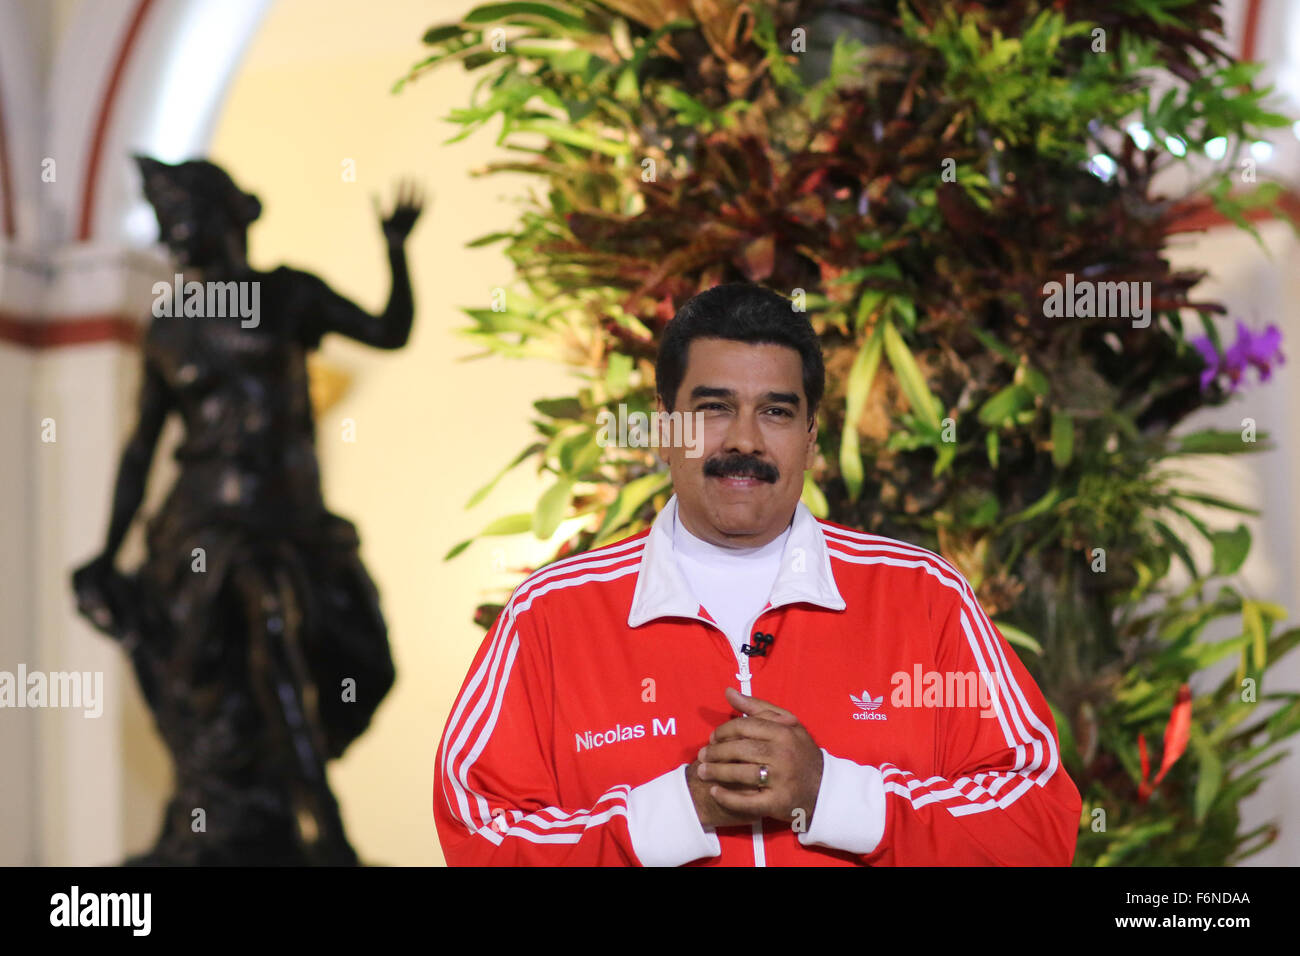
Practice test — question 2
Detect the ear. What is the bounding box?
[803,410,819,469]
[242,192,262,223]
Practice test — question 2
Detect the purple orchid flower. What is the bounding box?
[1242,322,1285,382]
[1191,320,1286,393]
[1192,335,1220,391]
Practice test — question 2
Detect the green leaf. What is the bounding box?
[1266,626,1300,668]
[615,65,640,104]
[1174,429,1257,455]
[994,621,1043,654]
[605,352,633,398]
[466,443,544,508]
[443,538,474,561]
[1183,634,1248,671]
[840,322,886,501]
[1210,524,1251,576]
[1174,491,1260,517]
[1190,726,1223,823]
[985,430,999,468]
[969,327,1020,366]
[1265,697,1300,742]
[533,478,574,538]
[466,230,516,248]
[854,290,886,331]
[594,471,670,545]
[1004,486,1061,524]
[1152,520,1197,580]
[461,3,590,33]
[801,472,829,518]
[1017,363,1049,397]
[882,318,941,429]
[533,396,583,419]
[482,512,533,536]
[932,441,956,478]
[891,296,917,333]
[978,384,1034,427]
[423,24,468,46]
[512,119,631,157]
[568,432,604,476]
[1047,700,1075,764]
[1050,411,1073,468]
[1243,599,1268,671]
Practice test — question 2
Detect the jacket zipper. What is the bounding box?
[709,603,774,868]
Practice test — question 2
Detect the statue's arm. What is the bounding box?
[72,356,173,637]
[307,181,425,350]
[99,358,172,563]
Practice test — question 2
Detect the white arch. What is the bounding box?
[45,0,273,244]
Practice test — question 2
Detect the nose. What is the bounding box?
[722,405,764,458]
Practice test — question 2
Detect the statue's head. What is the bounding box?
[133,154,262,267]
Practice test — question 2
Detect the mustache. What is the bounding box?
[703,454,778,483]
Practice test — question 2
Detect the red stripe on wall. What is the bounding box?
[0,312,142,349]
[1241,0,1263,62]
[0,73,15,238]
[77,0,158,241]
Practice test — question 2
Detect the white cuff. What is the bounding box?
[797,749,886,855]
[627,763,722,867]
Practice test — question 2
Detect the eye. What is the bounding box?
[765,407,794,417]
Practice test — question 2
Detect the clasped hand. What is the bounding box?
[687,686,823,829]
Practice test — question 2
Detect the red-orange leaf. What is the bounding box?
[1137,732,1152,802]
[1154,683,1193,786]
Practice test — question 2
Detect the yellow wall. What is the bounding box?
[195,0,573,865]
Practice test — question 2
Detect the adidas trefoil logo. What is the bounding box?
[850,690,888,721]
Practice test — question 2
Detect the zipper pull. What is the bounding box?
[736,652,751,684]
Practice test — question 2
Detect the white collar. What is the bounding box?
[627,492,846,628]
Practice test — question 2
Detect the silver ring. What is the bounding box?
[757,765,770,787]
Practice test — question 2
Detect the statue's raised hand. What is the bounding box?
[376,179,426,246]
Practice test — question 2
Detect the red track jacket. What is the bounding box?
[434,494,1082,865]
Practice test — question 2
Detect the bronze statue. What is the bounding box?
[71,155,424,865]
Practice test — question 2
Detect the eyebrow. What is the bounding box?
[688,386,802,406]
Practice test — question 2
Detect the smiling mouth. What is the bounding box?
[711,474,769,487]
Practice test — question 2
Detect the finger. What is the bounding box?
[699,761,772,788]
[725,685,796,721]
[728,686,795,717]
[710,715,786,744]
[699,738,769,765]
[710,785,777,816]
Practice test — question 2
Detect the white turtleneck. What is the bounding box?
[671,507,791,656]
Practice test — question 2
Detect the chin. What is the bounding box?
[706,494,769,526]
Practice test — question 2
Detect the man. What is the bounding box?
[434,283,1082,866]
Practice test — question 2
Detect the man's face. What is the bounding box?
[658,337,818,549]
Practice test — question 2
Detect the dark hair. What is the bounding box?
[655,283,825,423]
